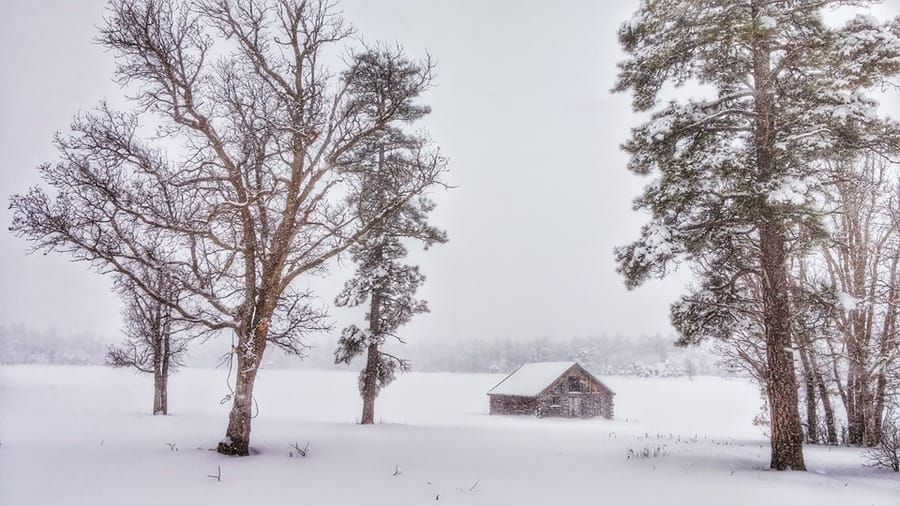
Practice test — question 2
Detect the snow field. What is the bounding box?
[1,366,898,505]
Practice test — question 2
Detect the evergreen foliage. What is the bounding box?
[332,52,447,420]
[613,0,900,470]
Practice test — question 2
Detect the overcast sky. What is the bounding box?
[1,0,897,345]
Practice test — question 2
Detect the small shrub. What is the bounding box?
[863,419,900,472]
[626,444,668,459]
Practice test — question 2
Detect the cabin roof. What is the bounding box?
[487,361,616,397]
[488,361,577,397]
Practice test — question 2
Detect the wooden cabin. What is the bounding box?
[487,362,615,419]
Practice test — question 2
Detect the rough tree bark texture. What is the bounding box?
[760,220,807,470]
[753,6,806,468]
[153,335,169,415]
[361,343,379,424]
[871,249,900,444]
[218,317,269,456]
[360,285,384,425]
[846,279,873,446]
[816,371,839,445]
[153,371,169,415]
[219,357,260,455]
[797,344,818,443]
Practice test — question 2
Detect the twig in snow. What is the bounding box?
[289,441,310,458]
[469,480,480,491]
[166,442,178,451]
[208,465,222,482]
[393,464,402,476]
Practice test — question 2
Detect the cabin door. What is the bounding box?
[568,396,582,417]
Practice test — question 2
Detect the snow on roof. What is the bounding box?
[487,361,577,397]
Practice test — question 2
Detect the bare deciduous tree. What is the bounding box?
[817,156,900,446]
[864,415,900,472]
[10,0,441,456]
[106,269,188,415]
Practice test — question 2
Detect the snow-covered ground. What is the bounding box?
[1,366,897,505]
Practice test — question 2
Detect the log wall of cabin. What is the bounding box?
[537,367,615,419]
[488,366,616,419]
[489,395,537,415]
[535,392,614,419]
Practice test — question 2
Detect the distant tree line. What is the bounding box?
[399,335,719,377]
[0,324,108,366]
[256,333,720,377]
[0,325,716,379]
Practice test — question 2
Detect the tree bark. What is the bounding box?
[218,351,260,455]
[153,335,169,415]
[153,369,168,415]
[797,344,818,443]
[218,322,267,456]
[812,354,839,445]
[360,284,384,425]
[360,342,379,424]
[751,0,806,468]
[870,248,899,445]
[846,319,869,445]
[870,374,887,444]
[760,220,807,470]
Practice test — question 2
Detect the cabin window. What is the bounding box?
[567,376,583,392]
[556,383,565,393]
[549,396,560,406]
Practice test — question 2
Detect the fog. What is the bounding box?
[0,0,895,348]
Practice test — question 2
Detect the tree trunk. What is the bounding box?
[846,331,868,445]
[751,1,805,469]
[360,342,379,424]
[153,371,168,415]
[869,249,899,445]
[797,344,818,443]
[870,373,887,445]
[811,355,839,445]
[760,220,807,470]
[153,339,169,415]
[360,282,383,425]
[218,325,265,456]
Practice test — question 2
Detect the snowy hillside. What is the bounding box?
[1,366,897,505]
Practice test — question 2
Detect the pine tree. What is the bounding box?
[334,226,442,424]
[333,66,447,422]
[613,0,900,470]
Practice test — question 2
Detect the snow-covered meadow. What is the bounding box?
[1,366,897,505]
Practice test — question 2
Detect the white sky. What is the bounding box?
[0,0,896,344]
